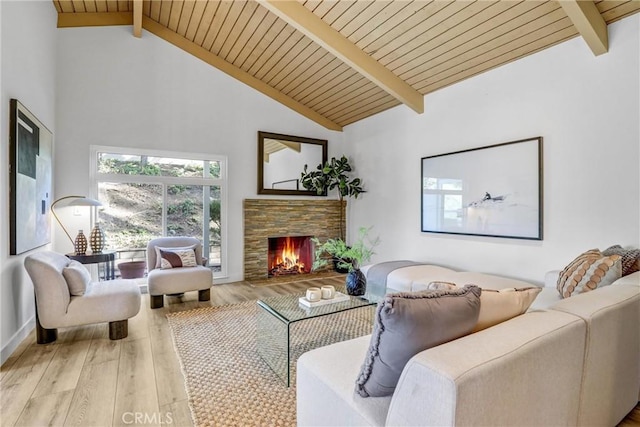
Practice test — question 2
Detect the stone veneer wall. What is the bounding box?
[244,199,345,281]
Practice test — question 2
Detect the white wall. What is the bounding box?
[1,1,58,363]
[55,25,345,283]
[344,15,640,284]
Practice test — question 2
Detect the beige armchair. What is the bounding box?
[24,251,141,344]
[146,237,213,309]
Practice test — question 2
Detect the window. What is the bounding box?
[91,146,227,278]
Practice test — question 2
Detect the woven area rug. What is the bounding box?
[166,300,374,426]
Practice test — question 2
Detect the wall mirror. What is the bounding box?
[258,131,328,196]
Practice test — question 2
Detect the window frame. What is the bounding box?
[90,145,228,279]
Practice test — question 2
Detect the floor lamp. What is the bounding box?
[51,195,102,253]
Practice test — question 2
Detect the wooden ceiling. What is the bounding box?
[54,1,640,131]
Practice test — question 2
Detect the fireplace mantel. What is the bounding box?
[243,199,345,281]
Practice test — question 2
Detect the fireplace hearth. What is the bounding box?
[268,236,313,277]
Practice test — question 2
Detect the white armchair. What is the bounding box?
[146,237,213,309]
[24,251,141,344]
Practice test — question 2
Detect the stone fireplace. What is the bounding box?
[243,199,344,281]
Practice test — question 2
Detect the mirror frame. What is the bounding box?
[258,131,328,196]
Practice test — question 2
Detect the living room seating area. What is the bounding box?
[297,266,640,426]
[2,1,639,426]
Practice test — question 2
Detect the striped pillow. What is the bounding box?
[557,250,622,298]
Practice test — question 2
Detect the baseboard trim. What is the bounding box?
[1,315,35,365]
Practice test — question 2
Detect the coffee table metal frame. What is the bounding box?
[256,292,378,386]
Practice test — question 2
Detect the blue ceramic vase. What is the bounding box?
[346,269,366,296]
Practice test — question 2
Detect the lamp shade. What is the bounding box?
[61,197,102,207]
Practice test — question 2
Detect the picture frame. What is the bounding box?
[9,99,53,255]
[257,131,328,196]
[421,137,543,240]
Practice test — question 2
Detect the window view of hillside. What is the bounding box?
[95,153,223,270]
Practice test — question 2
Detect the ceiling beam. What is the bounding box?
[57,12,132,27]
[257,0,424,114]
[558,0,608,56]
[133,0,143,38]
[141,17,343,132]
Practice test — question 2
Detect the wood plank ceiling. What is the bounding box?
[54,1,640,131]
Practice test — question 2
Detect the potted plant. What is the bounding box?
[300,155,365,241]
[312,227,380,296]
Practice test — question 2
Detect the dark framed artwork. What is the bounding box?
[9,99,53,255]
[421,137,543,240]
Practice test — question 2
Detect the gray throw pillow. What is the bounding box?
[63,260,91,296]
[355,285,481,398]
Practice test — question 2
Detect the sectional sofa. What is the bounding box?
[297,265,640,426]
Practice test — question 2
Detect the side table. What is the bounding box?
[66,250,116,280]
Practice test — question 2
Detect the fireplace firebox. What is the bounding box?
[268,236,313,277]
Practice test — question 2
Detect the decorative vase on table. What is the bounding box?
[346,269,366,296]
[74,230,88,255]
[90,223,106,253]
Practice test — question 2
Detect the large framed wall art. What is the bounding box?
[421,137,543,240]
[9,99,53,255]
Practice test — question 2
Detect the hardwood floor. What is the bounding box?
[0,280,314,427]
[1,279,639,427]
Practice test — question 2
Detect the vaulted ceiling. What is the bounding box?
[54,1,640,131]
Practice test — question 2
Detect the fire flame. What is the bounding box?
[273,236,305,273]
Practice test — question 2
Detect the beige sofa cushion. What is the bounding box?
[361,264,459,293]
[147,266,212,295]
[297,336,391,427]
[427,281,542,331]
[446,271,538,290]
[473,287,542,332]
[63,280,141,327]
[612,270,640,287]
[355,286,481,397]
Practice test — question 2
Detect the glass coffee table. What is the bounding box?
[257,288,381,386]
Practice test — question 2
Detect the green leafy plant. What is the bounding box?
[312,227,380,272]
[301,155,365,240]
